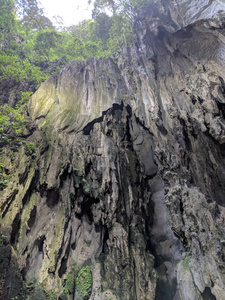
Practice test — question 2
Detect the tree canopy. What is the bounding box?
[0,0,153,106]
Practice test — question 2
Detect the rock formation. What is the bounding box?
[1,0,225,299]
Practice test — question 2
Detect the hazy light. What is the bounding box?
[40,0,93,27]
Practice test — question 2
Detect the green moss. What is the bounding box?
[63,272,75,295]
[75,265,92,300]
[0,162,11,190]
[82,178,91,195]
[25,279,57,300]
[25,142,36,156]
[17,91,33,107]
[0,105,27,148]
[18,193,38,255]
[181,253,191,270]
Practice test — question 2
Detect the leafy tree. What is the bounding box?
[15,0,53,30]
[33,29,62,61]
[0,105,26,146]
[0,0,15,33]
[92,13,112,49]
[84,40,102,58]
[0,0,154,109]
[0,0,16,50]
[0,52,48,87]
[66,20,95,42]
[92,0,153,20]
[62,35,85,60]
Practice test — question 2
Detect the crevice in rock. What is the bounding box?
[125,105,133,145]
[216,100,225,119]
[85,161,92,175]
[35,235,45,253]
[198,96,204,104]
[102,226,109,254]
[201,287,216,300]
[10,213,21,245]
[157,123,168,136]
[58,229,72,278]
[22,170,39,207]
[1,189,18,218]
[27,206,37,232]
[82,102,124,135]
[19,166,30,185]
[46,188,60,207]
[134,115,154,136]
[80,197,100,223]
[178,117,193,152]
[55,217,71,275]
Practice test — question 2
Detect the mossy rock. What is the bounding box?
[181,253,192,270]
[32,288,46,300]
[75,265,92,300]
[63,272,75,295]
[81,178,91,195]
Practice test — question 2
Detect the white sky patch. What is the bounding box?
[40,0,93,26]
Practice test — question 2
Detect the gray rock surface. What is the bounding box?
[1,0,225,299]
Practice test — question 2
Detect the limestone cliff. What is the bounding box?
[1,0,225,299]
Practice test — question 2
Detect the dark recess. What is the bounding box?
[102,227,109,254]
[201,287,216,300]
[35,235,45,252]
[82,102,124,135]
[10,213,21,245]
[46,189,60,207]
[58,229,72,278]
[155,278,177,300]
[27,206,37,231]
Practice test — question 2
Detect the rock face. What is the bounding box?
[1,0,225,299]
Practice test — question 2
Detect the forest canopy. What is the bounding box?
[0,0,153,105]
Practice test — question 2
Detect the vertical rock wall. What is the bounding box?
[1,0,225,299]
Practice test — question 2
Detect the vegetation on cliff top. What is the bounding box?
[0,0,153,105]
[0,0,152,163]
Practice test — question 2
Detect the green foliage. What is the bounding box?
[0,105,26,147]
[0,0,15,47]
[0,0,153,106]
[82,178,91,195]
[15,0,54,30]
[181,253,191,270]
[0,0,15,29]
[34,29,62,61]
[0,52,48,87]
[17,91,33,106]
[75,265,92,300]
[24,141,36,156]
[0,163,11,190]
[63,272,75,295]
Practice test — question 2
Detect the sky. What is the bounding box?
[40,0,94,27]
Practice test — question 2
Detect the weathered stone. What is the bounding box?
[1,0,225,299]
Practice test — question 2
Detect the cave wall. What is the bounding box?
[1,0,225,299]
